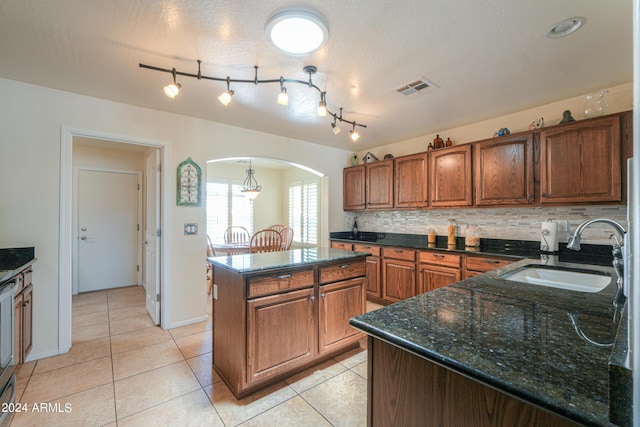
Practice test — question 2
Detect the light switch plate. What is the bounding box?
[184,223,198,235]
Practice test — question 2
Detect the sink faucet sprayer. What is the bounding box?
[567,218,627,322]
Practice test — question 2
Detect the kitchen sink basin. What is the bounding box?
[500,265,611,293]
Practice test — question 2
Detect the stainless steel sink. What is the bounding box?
[500,265,611,293]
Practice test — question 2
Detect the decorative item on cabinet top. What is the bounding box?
[177,157,202,206]
[363,152,379,163]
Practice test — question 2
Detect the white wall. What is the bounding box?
[0,77,352,360]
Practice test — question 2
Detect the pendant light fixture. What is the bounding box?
[331,115,341,135]
[241,161,262,200]
[350,123,360,142]
[218,77,234,106]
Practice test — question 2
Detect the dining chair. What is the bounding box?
[269,224,287,233]
[278,227,294,250]
[224,226,251,255]
[250,229,283,253]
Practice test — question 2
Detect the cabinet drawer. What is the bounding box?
[419,252,461,269]
[465,256,513,273]
[382,247,416,261]
[353,244,380,257]
[22,267,33,288]
[319,261,366,284]
[331,241,353,251]
[248,269,314,298]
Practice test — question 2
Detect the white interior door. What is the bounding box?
[78,170,139,292]
[144,150,161,325]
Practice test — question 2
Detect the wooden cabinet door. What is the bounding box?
[417,264,461,294]
[382,259,415,303]
[394,153,429,208]
[364,256,381,298]
[247,288,315,384]
[366,159,394,209]
[343,165,366,210]
[429,145,473,207]
[539,115,622,204]
[463,255,513,279]
[474,134,534,206]
[319,278,365,354]
[22,285,33,359]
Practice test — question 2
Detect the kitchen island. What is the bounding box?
[208,248,369,399]
[350,257,626,427]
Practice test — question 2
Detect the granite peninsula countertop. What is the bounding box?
[207,247,370,275]
[350,257,626,427]
[0,247,36,285]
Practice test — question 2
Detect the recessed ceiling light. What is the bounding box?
[265,9,329,55]
[545,17,586,39]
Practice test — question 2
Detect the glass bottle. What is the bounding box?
[447,219,456,246]
[433,134,444,149]
[465,224,480,247]
[445,137,453,147]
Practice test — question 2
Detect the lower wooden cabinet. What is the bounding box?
[212,256,367,398]
[319,277,365,354]
[382,248,416,303]
[247,288,315,384]
[417,252,461,294]
[13,268,33,367]
[353,243,382,300]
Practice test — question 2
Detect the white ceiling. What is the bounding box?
[0,1,633,151]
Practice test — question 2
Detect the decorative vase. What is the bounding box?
[583,90,608,119]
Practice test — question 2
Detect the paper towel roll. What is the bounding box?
[540,220,559,252]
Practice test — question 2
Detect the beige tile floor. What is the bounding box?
[11,286,379,426]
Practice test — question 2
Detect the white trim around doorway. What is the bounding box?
[58,126,167,355]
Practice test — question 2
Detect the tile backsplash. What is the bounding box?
[343,205,628,246]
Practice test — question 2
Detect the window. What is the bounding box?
[288,180,318,245]
[206,181,253,242]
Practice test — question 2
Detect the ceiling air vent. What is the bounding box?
[395,77,438,97]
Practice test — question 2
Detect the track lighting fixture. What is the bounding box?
[218,77,234,106]
[350,123,360,142]
[277,77,288,106]
[163,68,182,98]
[139,61,367,142]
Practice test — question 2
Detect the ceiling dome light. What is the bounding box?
[266,9,329,55]
[545,17,586,39]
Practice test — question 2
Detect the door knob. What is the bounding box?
[81,227,87,231]
[80,236,87,240]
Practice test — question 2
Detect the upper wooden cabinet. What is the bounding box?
[430,144,473,207]
[366,159,394,209]
[539,115,622,204]
[343,165,365,211]
[394,153,429,209]
[474,133,535,206]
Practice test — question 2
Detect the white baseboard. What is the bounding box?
[167,315,208,329]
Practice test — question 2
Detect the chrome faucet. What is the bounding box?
[567,218,626,321]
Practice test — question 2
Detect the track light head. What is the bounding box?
[331,122,342,135]
[164,82,181,98]
[164,68,182,98]
[277,78,288,105]
[350,123,360,142]
[317,91,327,117]
[218,90,234,106]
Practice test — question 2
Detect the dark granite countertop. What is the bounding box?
[207,247,370,275]
[0,247,36,286]
[350,257,625,427]
[330,231,614,266]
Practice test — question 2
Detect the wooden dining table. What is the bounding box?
[211,241,251,255]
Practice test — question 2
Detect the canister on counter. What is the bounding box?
[465,224,480,247]
[447,219,456,246]
[428,229,436,244]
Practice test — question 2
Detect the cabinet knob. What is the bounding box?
[321,293,326,299]
[310,296,316,301]
[339,264,351,269]
[23,300,30,306]
[276,274,292,279]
